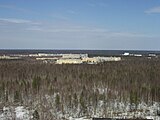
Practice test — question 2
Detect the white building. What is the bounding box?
[133,54,142,57]
[62,54,88,59]
[36,57,58,60]
[56,59,83,64]
[82,57,100,64]
[149,54,156,57]
[94,57,121,62]
[123,52,130,56]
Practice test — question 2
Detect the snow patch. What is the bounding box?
[15,106,30,120]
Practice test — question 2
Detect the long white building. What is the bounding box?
[62,54,88,59]
[56,59,83,64]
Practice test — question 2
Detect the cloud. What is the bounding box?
[26,26,43,31]
[109,32,151,38]
[0,4,18,9]
[26,24,109,33]
[26,24,153,39]
[27,27,108,33]
[0,18,154,39]
[0,21,159,50]
[145,6,160,14]
[87,2,107,7]
[0,18,31,24]
[0,18,41,25]
[67,10,77,14]
[0,4,39,15]
[88,3,96,7]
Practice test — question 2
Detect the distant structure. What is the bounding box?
[133,54,142,57]
[56,59,83,64]
[0,53,122,64]
[56,56,121,64]
[149,54,156,57]
[123,52,143,57]
[62,54,88,59]
[123,52,130,56]
[0,55,20,60]
[82,57,100,64]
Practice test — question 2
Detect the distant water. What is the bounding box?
[0,49,160,56]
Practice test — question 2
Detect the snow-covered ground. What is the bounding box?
[0,100,159,120]
[15,106,30,120]
[0,106,31,120]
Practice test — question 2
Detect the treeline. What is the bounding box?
[0,58,160,119]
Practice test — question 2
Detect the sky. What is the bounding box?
[0,0,160,50]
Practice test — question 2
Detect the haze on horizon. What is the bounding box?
[0,0,160,50]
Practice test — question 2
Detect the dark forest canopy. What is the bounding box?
[0,58,160,118]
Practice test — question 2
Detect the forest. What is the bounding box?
[0,57,160,119]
